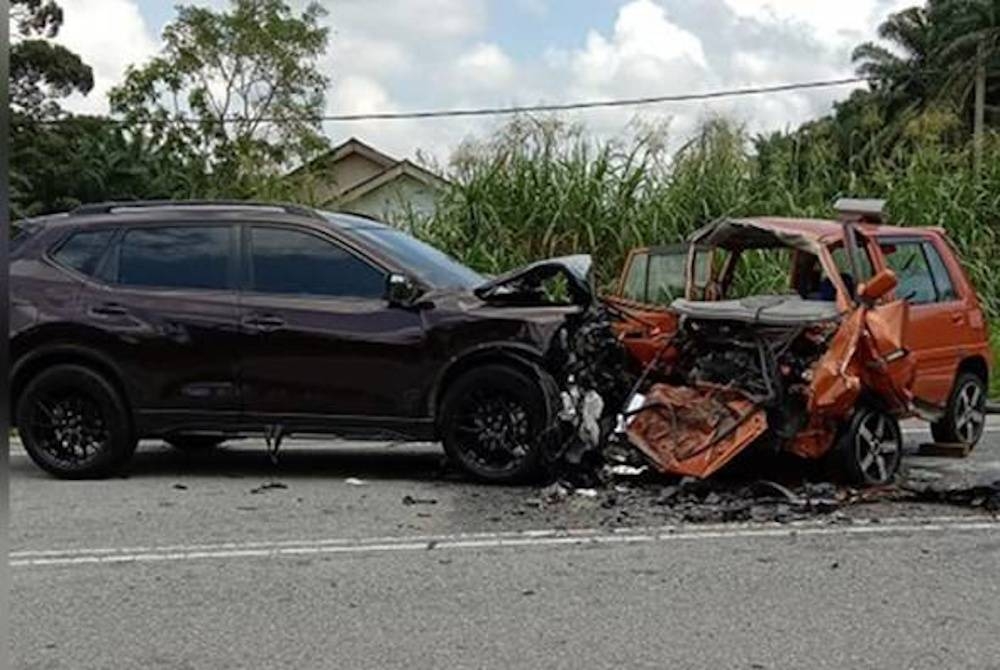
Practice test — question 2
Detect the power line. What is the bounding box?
[304,77,866,123]
[33,76,868,126]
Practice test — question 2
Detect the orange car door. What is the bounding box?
[877,237,966,406]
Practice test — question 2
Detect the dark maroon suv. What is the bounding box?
[10,201,601,482]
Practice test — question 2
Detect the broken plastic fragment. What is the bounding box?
[615,393,647,434]
[608,464,648,477]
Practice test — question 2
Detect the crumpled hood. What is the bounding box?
[473,254,594,306]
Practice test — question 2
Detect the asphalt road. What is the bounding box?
[8,420,1000,669]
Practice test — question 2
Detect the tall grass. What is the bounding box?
[406,115,1000,307]
[402,115,1000,394]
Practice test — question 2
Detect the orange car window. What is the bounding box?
[923,241,958,301]
[621,251,649,302]
[879,240,937,304]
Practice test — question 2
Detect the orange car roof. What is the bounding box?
[737,216,934,243]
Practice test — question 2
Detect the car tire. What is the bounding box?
[439,364,553,483]
[166,436,224,452]
[16,364,137,479]
[834,405,902,486]
[931,372,987,449]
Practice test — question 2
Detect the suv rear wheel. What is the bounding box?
[16,364,137,479]
[931,372,986,449]
[440,364,553,483]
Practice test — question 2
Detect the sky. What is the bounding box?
[50,0,915,164]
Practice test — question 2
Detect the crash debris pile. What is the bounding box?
[530,473,1000,525]
[901,479,1000,512]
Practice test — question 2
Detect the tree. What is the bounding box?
[852,5,947,115]
[934,0,1000,118]
[9,0,93,117]
[109,0,330,195]
[854,1,1000,130]
[10,0,102,217]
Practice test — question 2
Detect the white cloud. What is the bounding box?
[456,43,516,88]
[52,0,158,114]
[568,0,707,95]
[722,0,914,45]
[329,34,411,79]
[51,0,917,165]
[330,75,395,116]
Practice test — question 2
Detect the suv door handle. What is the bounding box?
[951,313,965,325]
[89,303,129,317]
[243,314,285,332]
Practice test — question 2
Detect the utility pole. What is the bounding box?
[974,38,986,178]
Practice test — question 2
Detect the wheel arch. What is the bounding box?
[429,343,557,425]
[11,343,132,422]
[957,355,989,387]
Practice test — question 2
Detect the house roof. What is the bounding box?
[338,159,450,204]
[288,137,450,205]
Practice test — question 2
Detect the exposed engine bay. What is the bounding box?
[622,313,838,479]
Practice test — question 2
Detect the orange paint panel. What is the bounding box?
[808,308,864,418]
[860,298,915,411]
[626,384,769,479]
[604,296,679,369]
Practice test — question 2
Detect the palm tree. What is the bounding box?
[933,0,1000,117]
[853,5,945,106]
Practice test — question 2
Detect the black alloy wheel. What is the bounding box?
[17,365,136,479]
[440,364,550,483]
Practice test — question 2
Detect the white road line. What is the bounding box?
[7,514,980,559]
[10,516,999,568]
[902,426,1000,435]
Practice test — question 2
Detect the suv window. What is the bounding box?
[249,226,385,298]
[879,239,951,304]
[118,226,232,290]
[52,229,115,277]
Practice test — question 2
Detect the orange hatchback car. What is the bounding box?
[607,200,992,483]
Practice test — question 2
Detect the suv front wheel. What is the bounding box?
[16,364,137,479]
[439,364,553,483]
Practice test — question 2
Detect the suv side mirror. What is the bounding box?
[386,273,422,306]
[858,268,898,303]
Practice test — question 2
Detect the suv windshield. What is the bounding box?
[322,213,484,290]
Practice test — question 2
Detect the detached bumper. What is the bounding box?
[626,384,768,479]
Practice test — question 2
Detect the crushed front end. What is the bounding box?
[609,217,917,485]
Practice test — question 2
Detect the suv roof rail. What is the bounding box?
[834,198,887,224]
[69,200,324,220]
